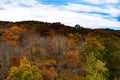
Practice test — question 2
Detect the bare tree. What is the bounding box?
[0,42,14,79]
[45,35,76,79]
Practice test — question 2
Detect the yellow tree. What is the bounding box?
[84,53,108,80]
[6,57,43,80]
[81,37,108,80]
[81,37,105,60]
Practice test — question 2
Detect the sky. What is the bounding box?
[0,0,120,29]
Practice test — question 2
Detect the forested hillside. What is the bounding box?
[0,21,120,80]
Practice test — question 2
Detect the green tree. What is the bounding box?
[81,37,105,60]
[103,38,120,80]
[84,53,108,80]
[6,57,43,80]
[80,37,108,80]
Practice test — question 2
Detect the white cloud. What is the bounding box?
[0,0,120,29]
[82,0,119,4]
[62,3,120,17]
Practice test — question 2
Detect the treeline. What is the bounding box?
[0,21,120,80]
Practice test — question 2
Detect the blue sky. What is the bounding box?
[0,0,120,29]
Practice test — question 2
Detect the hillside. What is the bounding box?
[0,21,120,80]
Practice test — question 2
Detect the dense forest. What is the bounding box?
[0,21,120,80]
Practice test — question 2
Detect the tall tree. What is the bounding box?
[81,37,108,80]
[84,53,108,80]
[81,37,105,60]
[46,35,76,79]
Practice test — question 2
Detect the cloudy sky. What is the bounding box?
[0,0,120,29]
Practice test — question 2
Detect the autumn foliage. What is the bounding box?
[0,21,119,80]
[1,26,22,44]
[7,57,43,80]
